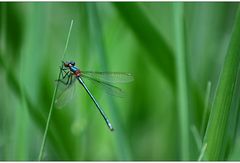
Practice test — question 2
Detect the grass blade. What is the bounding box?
[173,3,189,160]
[198,143,207,161]
[191,125,202,152]
[113,3,176,85]
[201,81,212,137]
[203,5,240,160]
[38,19,74,161]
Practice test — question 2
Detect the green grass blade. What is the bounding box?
[38,19,74,161]
[224,58,240,159]
[113,2,176,85]
[173,3,189,160]
[201,81,212,137]
[191,125,202,152]
[203,5,240,160]
[62,20,74,61]
[198,143,207,161]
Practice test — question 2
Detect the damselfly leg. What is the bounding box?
[55,67,76,108]
[57,66,73,86]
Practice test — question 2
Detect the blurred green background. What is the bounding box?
[0,2,240,161]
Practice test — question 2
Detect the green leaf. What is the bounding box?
[113,2,176,85]
[203,5,240,160]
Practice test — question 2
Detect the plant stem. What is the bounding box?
[38,20,73,161]
[173,3,190,160]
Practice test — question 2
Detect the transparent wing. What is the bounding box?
[81,71,134,83]
[55,75,76,109]
[80,75,125,97]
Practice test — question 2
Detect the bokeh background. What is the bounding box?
[0,2,240,161]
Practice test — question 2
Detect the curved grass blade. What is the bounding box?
[203,6,240,160]
[113,3,176,86]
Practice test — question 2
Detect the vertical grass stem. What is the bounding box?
[38,20,74,161]
[173,3,190,160]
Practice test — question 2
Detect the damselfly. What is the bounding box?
[55,61,134,131]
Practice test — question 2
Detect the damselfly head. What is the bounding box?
[70,61,75,66]
[63,61,75,67]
